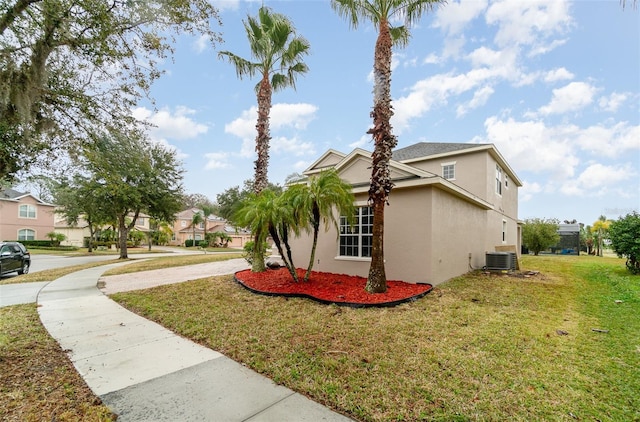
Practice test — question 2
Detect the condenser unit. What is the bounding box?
[485,252,516,271]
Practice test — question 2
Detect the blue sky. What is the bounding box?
[132,0,639,227]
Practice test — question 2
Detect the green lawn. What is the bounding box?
[111,255,639,421]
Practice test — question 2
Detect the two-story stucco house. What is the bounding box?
[287,142,522,286]
[0,188,56,241]
[170,208,251,248]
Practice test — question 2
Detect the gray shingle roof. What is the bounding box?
[0,188,25,199]
[392,142,487,161]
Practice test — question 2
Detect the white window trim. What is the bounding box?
[502,220,507,244]
[337,204,373,259]
[496,165,503,196]
[441,161,456,180]
[19,204,37,219]
[18,228,36,241]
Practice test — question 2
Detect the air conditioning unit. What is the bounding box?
[485,252,516,271]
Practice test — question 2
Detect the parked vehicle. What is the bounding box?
[0,241,31,276]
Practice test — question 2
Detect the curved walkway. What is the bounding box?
[36,261,353,421]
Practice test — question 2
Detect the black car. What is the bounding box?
[0,241,31,276]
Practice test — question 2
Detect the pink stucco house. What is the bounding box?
[0,188,55,241]
[287,142,522,286]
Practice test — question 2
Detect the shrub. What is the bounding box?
[45,231,67,247]
[199,240,209,248]
[242,240,268,266]
[609,211,640,274]
[522,218,560,255]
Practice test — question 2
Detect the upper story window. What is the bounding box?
[19,204,36,219]
[339,206,373,258]
[505,175,509,189]
[496,165,503,195]
[18,229,35,241]
[181,220,187,227]
[441,162,456,180]
[136,217,145,226]
[198,222,205,229]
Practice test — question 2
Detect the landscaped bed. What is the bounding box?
[234,267,433,307]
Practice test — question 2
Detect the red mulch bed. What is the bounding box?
[234,267,433,308]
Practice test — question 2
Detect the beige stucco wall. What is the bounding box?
[288,146,521,286]
[288,185,492,285]
[408,151,488,199]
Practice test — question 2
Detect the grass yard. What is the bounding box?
[111,255,639,421]
[0,252,244,285]
[0,304,115,421]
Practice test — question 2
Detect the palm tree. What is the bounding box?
[190,211,204,247]
[331,0,444,293]
[199,204,216,246]
[235,190,299,277]
[218,6,310,194]
[285,170,355,282]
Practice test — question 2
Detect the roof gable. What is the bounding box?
[304,149,346,175]
[0,188,55,206]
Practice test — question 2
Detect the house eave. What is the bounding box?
[350,176,493,210]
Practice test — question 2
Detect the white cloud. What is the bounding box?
[194,35,209,53]
[270,103,318,130]
[272,136,316,156]
[573,122,640,158]
[349,135,370,150]
[519,180,542,202]
[480,116,580,179]
[210,0,241,11]
[535,81,598,116]
[204,152,231,170]
[456,85,494,117]
[561,163,637,196]
[598,92,628,112]
[544,67,574,83]
[432,0,488,35]
[294,160,311,171]
[132,106,208,141]
[224,102,319,159]
[485,0,573,49]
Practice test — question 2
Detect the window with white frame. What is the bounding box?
[339,206,373,258]
[136,217,145,226]
[505,174,509,189]
[496,165,503,195]
[181,220,187,227]
[442,162,456,180]
[502,220,507,243]
[19,204,36,219]
[198,222,205,229]
[18,229,35,241]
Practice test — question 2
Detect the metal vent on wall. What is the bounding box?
[485,252,516,271]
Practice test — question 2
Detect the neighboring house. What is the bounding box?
[287,142,522,286]
[0,188,55,241]
[54,213,89,247]
[170,208,251,248]
[55,212,152,247]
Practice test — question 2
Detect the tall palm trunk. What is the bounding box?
[366,18,395,294]
[251,75,273,271]
[254,75,272,194]
[304,205,321,282]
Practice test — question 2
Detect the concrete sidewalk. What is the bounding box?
[37,263,353,421]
